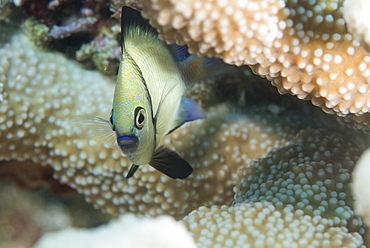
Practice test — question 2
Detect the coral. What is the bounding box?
[182,202,365,247]
[234,128,367,235]
[50,16,97,39]
[352,148,370,227]
[344,0,370,50]
[181,128,369,247]
[0,25,337,219]
[76,23,121,75]
[23,18,53,47]
[138,0,370,125]
[34,214,197,248]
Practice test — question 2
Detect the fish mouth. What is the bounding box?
[117,135,139,153]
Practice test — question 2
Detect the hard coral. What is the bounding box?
[138,0,370,126]
[1,26,323,219]
[234,128,367,236]
[182,202,365,247]
[181,128,369,247]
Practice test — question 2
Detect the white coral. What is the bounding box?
[33,214,197,248]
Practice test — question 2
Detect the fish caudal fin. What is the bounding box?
[168,97,206,134]
[126,164,140,178]
[149,146,193,179]
[68,115,117,148]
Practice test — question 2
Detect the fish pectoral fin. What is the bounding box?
[168,97,206,134]
[149,146,193,179]
[68,115,116,148]
[126,164,140,178]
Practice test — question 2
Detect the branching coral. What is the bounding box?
[138,0,370,127]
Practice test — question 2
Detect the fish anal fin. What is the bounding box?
[149,146,193,179]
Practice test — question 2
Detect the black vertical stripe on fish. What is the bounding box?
[149,145,193,179]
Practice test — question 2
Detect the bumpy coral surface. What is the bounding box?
[234,129,367,235]
[182,202,365,247]
[138,0,370,126]
[180,128,369,247]
[1,27,325,219]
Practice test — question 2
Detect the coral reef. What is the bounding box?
[234,129,366,234]
[76,23,121,75]
[2,25,346,220]
[181,128,369,247]
[34,214,197,248]
[0,26,303,217]
[138,0,370,128]
[2,1,370,247]
[182,203,365,247]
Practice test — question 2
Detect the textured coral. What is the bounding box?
[234,128,367,235]
[182,202,365,247]
[181,128,369,247]
[0,27,327,219]
[34,214,197,248]
[138,0,370,124]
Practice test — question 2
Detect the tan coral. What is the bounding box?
[182,202,365,247]
[138,0,370,120]
[234,128,367,235]
[181,128,369,247]
[0,27,322,218]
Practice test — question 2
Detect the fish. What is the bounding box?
[69,7,226,179]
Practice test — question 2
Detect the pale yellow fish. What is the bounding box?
[69,7,226,179]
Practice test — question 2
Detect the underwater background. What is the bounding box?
[1,0,370,247]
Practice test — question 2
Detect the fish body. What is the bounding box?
[69,7,224,179]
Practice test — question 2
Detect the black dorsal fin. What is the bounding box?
[149,146,193,179]
[121,7,158,52]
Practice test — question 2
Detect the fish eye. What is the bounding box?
[134,107,145,129]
